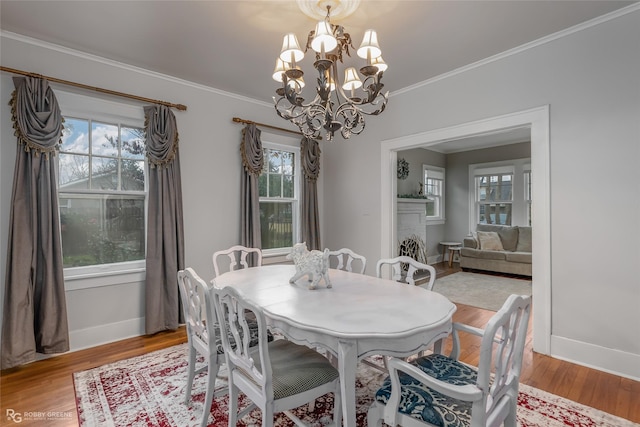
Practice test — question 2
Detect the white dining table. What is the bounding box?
[213,264,456,427]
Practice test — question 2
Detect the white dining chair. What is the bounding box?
[212,285,342,427]
[177,267,263,427]
[327,248,367,274]
[212,245,262,277]
[376,255,436,290]
[367,294,532,427]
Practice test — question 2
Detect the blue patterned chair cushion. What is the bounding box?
[214,319,272,354]
[374,353,478,427]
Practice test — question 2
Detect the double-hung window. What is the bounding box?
[475,167,514,225]
[423,165,445,223]
[524,167,532,226]
[57,92,146,270]
[258,142,300,254]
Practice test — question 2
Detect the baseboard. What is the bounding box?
[550,335,640,381]
[69,317,146,352]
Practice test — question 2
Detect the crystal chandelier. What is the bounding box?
[272,1,388,141]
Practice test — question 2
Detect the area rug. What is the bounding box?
[430,271,532,311]
[74,343,638,427]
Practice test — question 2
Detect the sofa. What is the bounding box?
[459,224,532,277]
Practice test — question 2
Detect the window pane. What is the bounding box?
[260,202,293,249]
[92,121,119,157]
[58,153,89,189]
[91,157,118,190]
[479,203,512,225]
[61,118,89,153]
[282,151,293,175]
[121,127,145,159]
[121,159,145,191]
[268,150,281,173]
[283,175,294,198]
[269,174,282,197]
[60,195,145,267]
[258,174,267,197]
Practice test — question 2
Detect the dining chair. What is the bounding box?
[367,294,532,427]
[327,248,367,274]
[376,255,436,290]
[177,267,263,427]
[212,245,262,277]
[212,285,342,427]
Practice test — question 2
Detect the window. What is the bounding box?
[57,96,146,269]
[258,142,300,253]
[423,165,445,222]
[524,168,532,226]
[475,171,513,225]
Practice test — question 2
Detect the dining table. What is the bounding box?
[212,264,457,427]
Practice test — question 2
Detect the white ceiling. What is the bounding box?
[1,0,635,149]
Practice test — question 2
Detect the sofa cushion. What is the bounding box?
[460,247,507,261]
[477,231,504,251]
[505,251,532,264]
[476,224,518,251]
[516,226,532,252]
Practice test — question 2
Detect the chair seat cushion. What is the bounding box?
[375,353,478,427]
[264,339,339,400]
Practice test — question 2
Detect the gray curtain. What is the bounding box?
[301,137,321,250]
[144,105,185,335]
[240,124,263,264]
[1,76,69,369]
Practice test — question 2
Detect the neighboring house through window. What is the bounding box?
[423,165,445,224]
[469,158,530,230]
[57,91,146,275]
[258,141,300,255]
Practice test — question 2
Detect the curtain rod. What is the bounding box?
[232,117,303,137]
[0,66,187,111]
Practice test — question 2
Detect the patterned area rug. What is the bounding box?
[430,271,532,311]
[74,343,637,427]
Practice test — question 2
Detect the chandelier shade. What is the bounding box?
[272,4,388,141]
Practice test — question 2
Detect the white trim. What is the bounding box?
[381,105,551,355]
[64,267,145,291]
[69,317,146,352]
[550,335,640,382]
[391,3,640,97]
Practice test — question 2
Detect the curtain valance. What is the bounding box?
[9,76,63,156]
[144,105,179,168]
[240,124,264,176]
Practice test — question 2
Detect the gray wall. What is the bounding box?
[322,8,640,379]
[445,142,531,242]
[1,6,639,379]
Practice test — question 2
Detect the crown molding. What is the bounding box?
[0,30,272,109]
[391,2,640,97]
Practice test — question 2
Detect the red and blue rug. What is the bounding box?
[73,343,637,427]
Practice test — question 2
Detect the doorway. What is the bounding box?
[379,106,551,355]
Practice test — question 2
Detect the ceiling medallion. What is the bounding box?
[272,0,388,140]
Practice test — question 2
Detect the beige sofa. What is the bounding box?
[460,224,532,277]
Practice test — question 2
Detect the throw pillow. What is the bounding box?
[477,231,504,251]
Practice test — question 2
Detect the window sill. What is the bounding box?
[426,219,446,225]
[64,261,145,291]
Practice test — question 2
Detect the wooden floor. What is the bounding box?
[2,263,639,426]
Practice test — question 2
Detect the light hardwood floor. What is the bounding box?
[1,263,639,426]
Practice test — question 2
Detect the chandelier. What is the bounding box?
[272,1,388,141]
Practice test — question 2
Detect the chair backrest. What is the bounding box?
[327,248,367,274]
[212,245,262,277]
[375,256,436,289]
[212,285,274,402]
[177,268,217,356]
[457,294,532,422]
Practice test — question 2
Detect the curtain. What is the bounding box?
[300,137,321,250]
[1,76,69,369]
[144,105,185,335]
[240,124,263,265]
